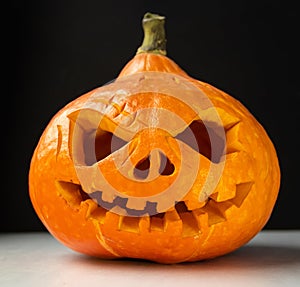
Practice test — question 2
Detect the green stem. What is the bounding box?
[137,12,167,56]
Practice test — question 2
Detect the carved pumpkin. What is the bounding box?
[29,12,280,263]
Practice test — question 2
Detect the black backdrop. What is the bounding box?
[4,0,299,232]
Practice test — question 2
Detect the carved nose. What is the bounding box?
[133,149,175,180]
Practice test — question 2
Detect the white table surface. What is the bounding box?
[1,230,299,287]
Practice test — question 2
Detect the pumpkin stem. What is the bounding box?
[137,12,167,56]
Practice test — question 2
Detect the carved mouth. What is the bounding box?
[56,178,254,238]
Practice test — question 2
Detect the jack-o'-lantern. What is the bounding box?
[29,12,280,263]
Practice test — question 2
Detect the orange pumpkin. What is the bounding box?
[28,12,280,263]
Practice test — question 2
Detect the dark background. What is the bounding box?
[4,0,298,232]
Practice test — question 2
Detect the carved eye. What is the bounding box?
[175,120,225,163]
[95,131,127,162]
[84,130,128,165]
